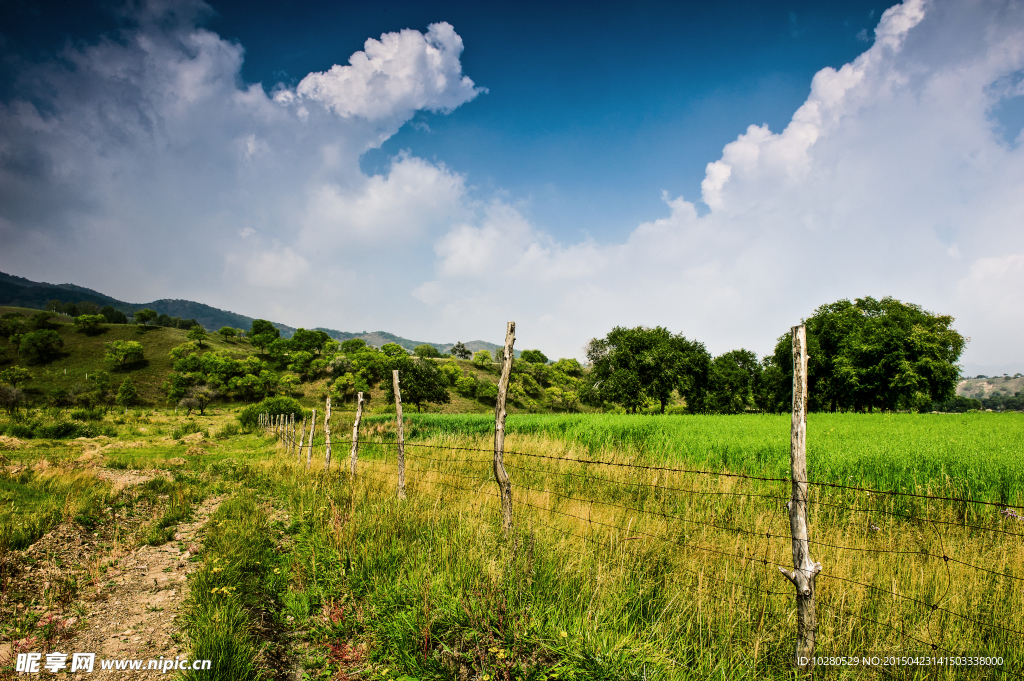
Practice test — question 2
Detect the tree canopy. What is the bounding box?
[384,357,452,411]
[520,349,549,364]
[585,326,710,413]
[772,296,966,412]
[449,341,471,360]
[134,308,157,326]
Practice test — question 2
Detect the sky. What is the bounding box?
[0,0,1022,374]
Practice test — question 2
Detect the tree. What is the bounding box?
[218,326,237,341]
[134,308,157,326]
[450,341,472,360]
[179,385,217,416]
[585,326,710,414]
[104,340,145,368]
[521,349,549,364]
[341,338,367,354]
[381,342,408,358]
[472,350,492,367]
[384,358,452,411]
[187,325,208,348]
[0,385,25,415]
[707,349,761,414]
[115,377,140,407]
[19,330,64,364]
[773,296,966,412]
[0,365,33,388]
[291,328,331,354]
[100,305,128,324]
[551,358,584,377]
[30,311,57,330]
[74,314,107,335]
[414,344,441,359]
[249,319,280,353]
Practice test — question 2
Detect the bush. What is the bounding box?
[70,407,106,421]
[476,381,498,402]
[455,375,477,397]
[35,421,84,439]
[237,396,306,430]
[171,421,202,440]
[216,422,241,439]
[19,329,64,364]
[5,423,34,439]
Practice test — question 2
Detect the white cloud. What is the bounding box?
[1,0,1022,369]
[291,22,483,123]
[413,0,1024,365]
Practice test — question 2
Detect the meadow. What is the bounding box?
[1,408,1020,680]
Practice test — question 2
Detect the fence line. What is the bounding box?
[251,327,1022,675]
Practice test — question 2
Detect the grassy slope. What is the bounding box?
[1,306,258,404]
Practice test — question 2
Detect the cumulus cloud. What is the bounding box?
[1,0,1022,368]
[414,0,1024,365]
[0,0,482,326]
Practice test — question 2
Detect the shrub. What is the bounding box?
[476,381,498,402]
[5,423,34,438]
[472,350,492,367]
[116,378,140,407]
[237,396,305,430]
[70,407,106,421]
[455,375,477,397]
[19,330,64,364]
[439,362,462,386]
[35,421,83,439]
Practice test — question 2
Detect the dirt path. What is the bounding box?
[61,494,223,677]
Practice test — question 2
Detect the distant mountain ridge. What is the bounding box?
[0,270,507,355]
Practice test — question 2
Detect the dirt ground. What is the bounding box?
[0,472,223,678]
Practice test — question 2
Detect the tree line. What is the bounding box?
[582,296,969,414]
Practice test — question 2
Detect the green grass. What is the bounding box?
[5,409,1021,680]
[370,412,1024,506]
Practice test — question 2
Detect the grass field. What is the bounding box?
[369,412,1024,507]
[2,409,1020,680]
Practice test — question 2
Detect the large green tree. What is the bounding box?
[19,330,64,364]
[707,349,762,414]
[249,319,280,353]
[384,357,452,412]
[773,296,966,412]
[585,326,710,413]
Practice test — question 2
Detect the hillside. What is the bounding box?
[0,270,511,355]
[0,306,570,414]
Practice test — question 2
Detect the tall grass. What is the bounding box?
[367,412,1024,506]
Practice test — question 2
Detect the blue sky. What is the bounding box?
[1,0,1023,373]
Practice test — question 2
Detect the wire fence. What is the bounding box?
[256,405,1023,678]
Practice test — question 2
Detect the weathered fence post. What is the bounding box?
[297,416,307,463]
[393,370,406,500]
[324,396,332,471]
[306,409,317,470]
[351,392,364,478]
[290,413,295,453]
[778,324,821,670]
[494,321,515,534]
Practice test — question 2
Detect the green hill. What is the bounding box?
[0,270,512,355]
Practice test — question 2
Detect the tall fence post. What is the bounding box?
[306,409,317,470]
[290,413,295,453]
[494,321,515,534]
[351,392,364,478]
[324,396,332,471]
[297,415,307,463]
[778,323,822,669]
[393,370,406,500]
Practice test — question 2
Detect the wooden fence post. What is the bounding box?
[494,321,515,534]
[324,396,332,471]
[351,392,364,478]
[306,409,317,470]
[393,370,406,500]
[289,413,295,452]
[297,416,307,463]
[778,324,822,669]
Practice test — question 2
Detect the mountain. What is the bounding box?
[0,270,511,356]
